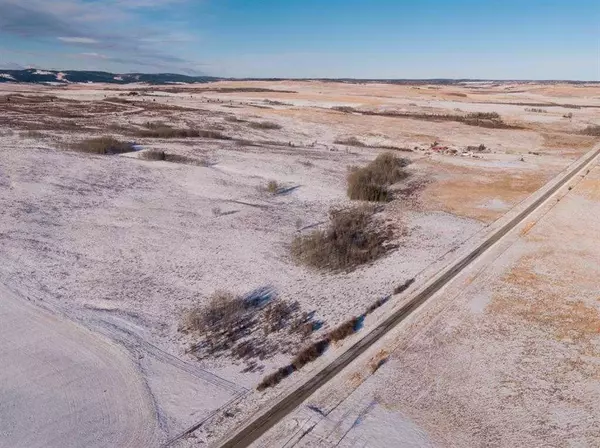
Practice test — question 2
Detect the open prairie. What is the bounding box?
[1,80,599,446]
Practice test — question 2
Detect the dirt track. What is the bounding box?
[0,284,159,448]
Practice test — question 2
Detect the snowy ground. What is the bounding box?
[0,80,598,446]
[257,158,600,448]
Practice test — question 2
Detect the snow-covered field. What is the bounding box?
[1,80,598,446]
[259,159,600,448]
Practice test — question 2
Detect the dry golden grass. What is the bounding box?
[490,253,600,344]
[422,162,547,223]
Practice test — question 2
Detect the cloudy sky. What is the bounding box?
[0,0,598,79]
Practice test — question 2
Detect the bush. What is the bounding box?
[332,106,357,113]
[466,112,500,120]
[291,206,393,271]
[355,110,518,129]
[23,130,46,139]
[263,301,296,334]
[581,125,600,136]
[365,296,389,314]
[394,278,415,295]
[334,136,366,147]
[347,152,410,201]
[291,340,329,370]
[257,366,294,391]
[197,129,231,139]
[182,291,247,335]
[225,115,246,123]
[327,317,360,342]
[136,126,231,140]
[72,136,135,155]
[142,121,171,130]
[248,121,282,130]
[140,150,208,166]
[266,180,280,194]
[140,150,166,161]
[137,127,199,138]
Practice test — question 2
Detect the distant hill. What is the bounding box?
[0,69,219,85]
[0,69,597,86]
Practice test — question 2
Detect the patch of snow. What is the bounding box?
[347,405,434,448]
[480,198,510,211]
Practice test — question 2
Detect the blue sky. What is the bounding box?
[0,0,598,79]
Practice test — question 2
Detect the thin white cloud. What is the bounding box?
[79,52,107,59]
[58,36,98,44]
[0,0,203,73]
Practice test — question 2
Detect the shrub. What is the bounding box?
[23,130,45,139]
[466,112,500,120]
[140,150,166,161]
[263,300,296,334]
[137,127,199,138]
[197,129,231,139]
[142,121,171,130]
[291,206,394,271]
[334,136,366,147]
[257,366,294,391]
[394,278,415,295]
[225,116,246,123]
[266,180,280,194]
[136,126,231,140]
[72,136,135,155]
[347,152,410,201]
[140,150,208,166]
[365,296,389,314]
[291,340,329,370]
[327,317,360,342]
[332,106,357,113]
[354,110,518,129]
[581,125,600,136]
[248,121,282,130]
[182,291,247,335]
[289,312,316,337]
